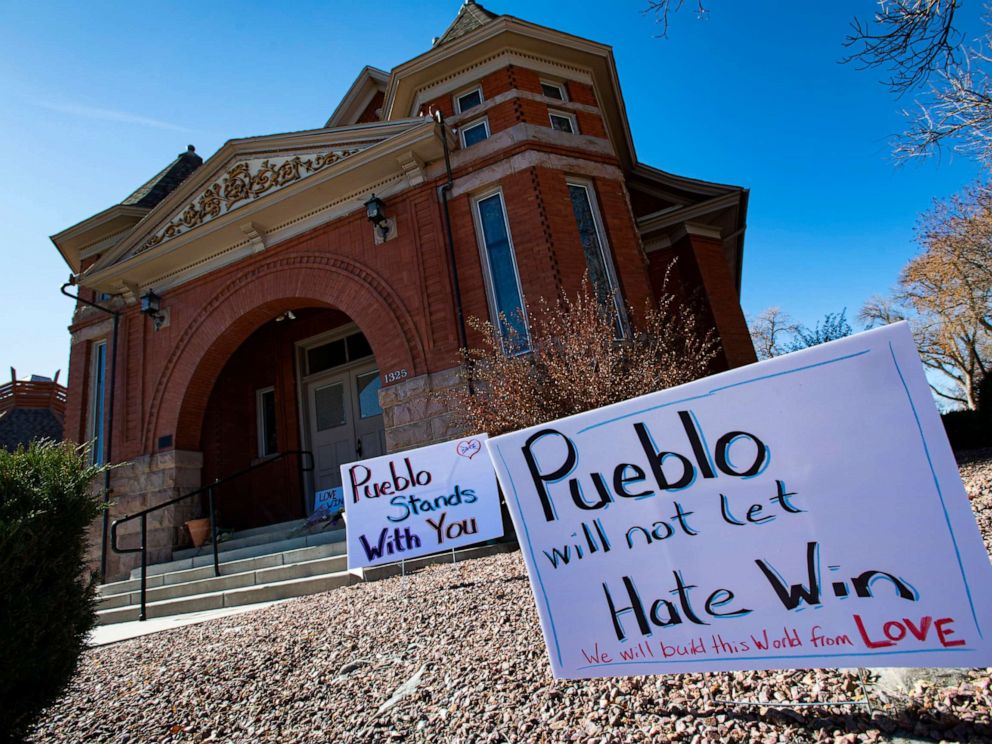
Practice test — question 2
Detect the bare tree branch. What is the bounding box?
[844,1,962,95]
[644,0,708,38]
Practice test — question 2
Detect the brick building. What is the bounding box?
[53,1,755,582]
[0,371,66,452]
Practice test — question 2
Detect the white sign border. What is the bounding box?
[487,323,987,676]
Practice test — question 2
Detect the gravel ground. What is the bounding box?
[29,456,992,743]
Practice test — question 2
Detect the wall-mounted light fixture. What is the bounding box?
[140,290,167,330]
[364,194,390,241]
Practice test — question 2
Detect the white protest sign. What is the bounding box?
[486,323,992,679]
[343,434,503,569]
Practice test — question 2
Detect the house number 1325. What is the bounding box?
[384,369,408,383]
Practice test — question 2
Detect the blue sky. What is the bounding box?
[0,0,981,378]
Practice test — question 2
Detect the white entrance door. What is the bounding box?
[308,375,355,493]
[305,364,386,499]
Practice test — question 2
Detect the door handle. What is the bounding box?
[356,438,363,458]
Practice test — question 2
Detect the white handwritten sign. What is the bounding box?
[343,435,503,569]
[486,323,992,678]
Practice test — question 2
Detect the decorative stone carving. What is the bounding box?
[136,146,372,254]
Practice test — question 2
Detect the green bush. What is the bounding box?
[942,409,992,451]
[0,441,104,742]
[978,373,992,415]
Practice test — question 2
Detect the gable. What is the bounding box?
[130,144,373,259]
[79,118,442,294]
[325,67,389,128]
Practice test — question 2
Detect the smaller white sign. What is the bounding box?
[342,434,503,569]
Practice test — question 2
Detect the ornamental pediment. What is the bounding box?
[126,145,373,259]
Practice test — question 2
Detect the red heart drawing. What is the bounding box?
[456,439,482,459]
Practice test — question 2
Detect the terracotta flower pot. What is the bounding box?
[185,518,212,548]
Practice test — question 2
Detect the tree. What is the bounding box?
[748,307,853,360]
[787,309,854,351]
[646,1,992,162]
[861,180,992,408]
[439,275,718,437]
[748,306,798,360]
[1,441,104,741]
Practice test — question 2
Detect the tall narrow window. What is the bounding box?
[567,182,626,333]
[257,387,278,457]
[474,191,528,349]
[87,341,107,464]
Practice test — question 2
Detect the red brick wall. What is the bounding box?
[63,119,749,497]
[199,308,352,529]
[565,81,597,106]
[419,64,607,141]
[648,234,757,369]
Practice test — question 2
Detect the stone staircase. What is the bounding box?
[97,519,518,625]
[96,518,351,625]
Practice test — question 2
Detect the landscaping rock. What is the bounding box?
[26,456,992,742]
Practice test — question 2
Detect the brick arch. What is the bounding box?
[146,253,426,452]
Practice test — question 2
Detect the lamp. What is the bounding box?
[140,290,166,330]
[364,194,390,240]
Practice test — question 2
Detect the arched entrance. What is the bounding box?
[143,253,426,534]
[199,306,387,530]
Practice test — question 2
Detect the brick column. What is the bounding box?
[648,225,757,369]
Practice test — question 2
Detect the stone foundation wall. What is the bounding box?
[84,370,467,581]
[86,450,203,582]
[380,367,467,452]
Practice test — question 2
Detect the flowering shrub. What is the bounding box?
[442,273,718,437]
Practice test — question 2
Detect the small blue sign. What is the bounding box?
[314,487,344,515]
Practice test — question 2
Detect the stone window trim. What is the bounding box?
[86,339,108,465]
[470,186,531,353]
[549,109,579,135]
[540,80,567,102]
[454,86,485,114]
[409,49,595,115]
[445,88,599,128]
[565,177,630,337]
[459,117,491,148]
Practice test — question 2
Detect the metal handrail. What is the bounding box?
[110,449,314,620]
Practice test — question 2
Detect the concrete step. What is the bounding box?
[97,540,518,626]
[96,570,355,625]
[99,541,346,598]
[97,554,349,611]
[130,525,346,579]
[171,519,321,561]
[220,518,306,543]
